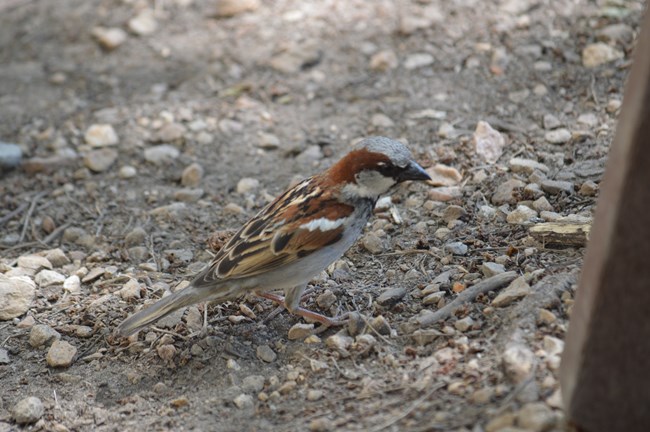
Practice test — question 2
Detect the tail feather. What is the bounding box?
[117,283,236,336]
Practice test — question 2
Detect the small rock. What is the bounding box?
[370,315,392,335]
[29,324,61,348]
[369,50,398,71]
[444,242,468,256]
[607,99,622,113]
[506,205,538,225]
[0,275,36,320]
[309,418,330,432]
[174,188,204,202]
[579,180,598,196]
[371,113,394,128]
[478,205,497,220]
[422,291,446,305]
[181,163,204,187]
[45,248,69,267]
[118,278,141,300]
[361,232,383,254]
[236,178,260,194]
[517,402,556,431]
[492,179,525,205]
[128,9,157,35]
[404,53,434,69]
[144,144,180,164]
[455,316,475,332]
[91,27,127,50]
[442,205,466,223]
[541,179,574,195]
[582,42,624,68]
[224,203,245,215]
[119,165,137,179]
[12,397,44,425]
[233,393,254,409]
[242,375,265,393]
[0,142,22,169]
[426,164,462,186]
[125,227,147,246]
[474,121,506,164]
[157,344,177,361]
[577,113,598,127]
[542,114,561,130]
[257,132,281,150]
[17,315,35,328]
[84,124,118,147]
[214,0,260,17]
[485,412,516,432]
[326,333,353,354]
[278,380,297,394]
[543,335,565,357]
[62,276,81,295]
[256,345,276,363]
[532,196,553,212]
[411,329,441,346]
[170,396,189,408]
[17,255,52,271]
[316,289,336,309]
[377,287,406,306]
[0,347,9,364]
[35,269,65,287]
[597,23,634,45]
[481,262,505,277]
[307,389,324,401]
[346,312,365,337]
[46,340,77,367]
[492,277,531,307]
[544,128,571,144]
[502,343,535,384]
[155,123,186,143]
[509,158,549,174]
[84,148,118,172]
[288,323,314,340]
[268,41,322,74]
[538,308,557,325]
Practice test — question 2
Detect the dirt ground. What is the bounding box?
[0,0,642,431]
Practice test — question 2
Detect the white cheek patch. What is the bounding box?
[300,217,347,232]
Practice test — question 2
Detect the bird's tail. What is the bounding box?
[116,282,236,337]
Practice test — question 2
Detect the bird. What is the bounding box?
[117,136,431,336]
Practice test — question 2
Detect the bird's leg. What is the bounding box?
[257,285,349,327]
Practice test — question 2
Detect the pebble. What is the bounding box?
[403,53,434,69]
[0,347,9,364]
[370,315,392,335]
[506,205,538,225]
[309,418,330,432]
[17,255,51,271]
[224,203,245,215]
[12,397,44,425]
[538,308,557,325]
[268,41,321,74]
[377,287,406,306]
[502,343,535,384]
[288,323,314,340]
[369,50,398,71]
[29,324,61,348]
[474,121,506,164]
[47,340,77,367]
[0,142,22,169]
[257,132,280,150]
[17,315,35,328]
[478,205,497,220]
[128,9,157,35]
[607,99,622,113]
[233,393,254,409]
[0,275,36,320]
[84,124,118,147]
[542,114,561,130]
[91,27,127,50]
[174,188,204,202]
[155,123,186,143]
[236,178,260,194]
[242,375,265,393]
[83,148,118,172]
[119,165,137,179]
[485,412,516,432]
[316,289,336,309]
[481,262,506,277]
[326,333,353,354]
[411,329,441,345]
[492,179,525,205]
[543,335,565,357]
[492,277,531,307]
[118,278,141,300]
[144,144,180,164]
[541,179,574,195]
[509,158,549,174]
[597,23,634,45]
[45,249,69,267]
[517,402,556,431]
[422,291,446,305]
[455,316,475,332]
[256,345,277,363]
[544,128,571,144]
[278,380,297,394]
[582,42,624,68]
[181,163,204,187]
[442,205,466,223]
[35,269,65,287]
[426,164,462,186]
[307,389,324,401]
[579,180,598,196]
[371,113,394,128]
[444,242,468,256]
[577,113,598,127]
[157,344,177,361]
[213,0,260,17]
[532,196,553,212]
[170,396,189,408]
[361,232,384,254]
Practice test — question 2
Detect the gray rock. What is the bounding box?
[236,178,260,194]
[0,347,10,364]
[404,53,434,69]
[46,340,77,367]
[0,275,36,320]
[541,179,574,195]
[481,262,506,277]
[532,196,553,212]
[256,345,277,363]
[455,316,475,332]
[12,397,44,425]
[35,269,65,287]
[84,148,118,172]
[492,179,525,205]
[125,227,147,247]
[233,393,254,409]
[444,242,468,256]
[84,124,118,147]
[542,114,561,130]
[361,232,384,254]
[506,205,537,225]
[44,248,69,267]
[0,142,22,169]
[492,277,531,307]
[377,287,406,306]
[154,123,186,142]
[582,42,624,68]
[442,205,466,223]
[517,402,556,431]
[544,128,571,144]
[181,163,204,187]
[509,158,549,174]
[144,145,180,164]
[29,324,61,348]
[242,375,266,393]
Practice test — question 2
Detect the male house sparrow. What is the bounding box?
[117,136,430,336]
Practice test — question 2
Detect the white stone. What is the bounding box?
[0,275,36,320]
[545,128,571,144]
[582,43,624,68]
[144,144,180,164]
[502,343,535,384]
[236,178,260,194]
[492,277,531,307]
[91,27,128,50]
[509,157,549,174]
[35,269,65,287]
[118,278,141,300]
[506,205,537,225]
[474,121,506,163]
[404,53,434,69]
[128,9,158,35]
[84,124,118,147]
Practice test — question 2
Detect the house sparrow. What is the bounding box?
[117,136,431,336]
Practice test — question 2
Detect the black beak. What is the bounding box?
[398,161,431,182]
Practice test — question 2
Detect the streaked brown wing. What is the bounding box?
[191,177,353,287]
